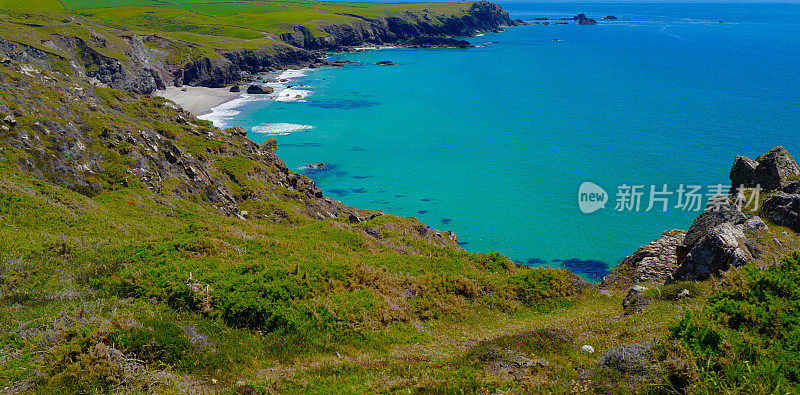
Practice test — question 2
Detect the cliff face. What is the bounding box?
[278,1,518,50]
[0,2,517,92]
[183,1,519,87]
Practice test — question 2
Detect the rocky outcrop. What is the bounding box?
[610,146,799,284]
[246,85,274,94]
[277,1,518,51]
[622,285,650,315]
[730,146,800,193]
[672,221,760,281]
[601,230,686,288]
[402,36,473,48]
[761,192,800,232]
[575,14,598,25]
[677,203,748,258]
[599,342,655,373]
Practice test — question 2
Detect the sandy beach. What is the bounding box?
[153,86,243,116]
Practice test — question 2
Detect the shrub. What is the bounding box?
[669,252,800,392]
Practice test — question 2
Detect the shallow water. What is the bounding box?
[209,2,800,280]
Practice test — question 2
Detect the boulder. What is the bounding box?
[262,137,277,154]
[729,146,800,193]
[246,84,274,94]
[303,162,327,170]
[604,15,618,20]
[232,126,247,136]
[574,13,598,25]
[672,222,758,281]
[599,342,655,373]
[678,202,747,258]
[761,192,800,232]
[376,61,397,66]
[229,85,240,92]
[622,285,650,315]
[601,229,686,288]
[580,345,595,354]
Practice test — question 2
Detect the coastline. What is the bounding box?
[153,86,243,117]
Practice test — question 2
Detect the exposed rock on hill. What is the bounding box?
[607,146,799,285]
[600,230,685,288]
[730,145,800,193]
[762,192,800,232]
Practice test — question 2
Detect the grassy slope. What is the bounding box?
[0,0,473,55]
[1,2,799,394]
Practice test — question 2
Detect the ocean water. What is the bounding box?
[206,3,800,281]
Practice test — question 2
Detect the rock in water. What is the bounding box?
[376,61,396,66]
[729,145,800,193]
[246,84,274,94]
[601,229,686,288]
[761,192,800,232]
[574,13,598,25]
[604,15,618,20]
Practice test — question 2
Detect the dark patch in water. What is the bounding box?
[300,164,338,180]
[441,218,451,224]
[334,171,348,177]
[560,258,610,282]
[328,189,349,196]
[416,210,429,214]
[281,142,322,148]
[350,188,368,194]
[352,175,373,179]
[351,147,365,151]
[421,198,431,202]
[309,99,380,110]
[458,241,469,246]
[395,194,405,198]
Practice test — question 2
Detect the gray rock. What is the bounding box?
[229,85,240,92]
[262,137,277,154]
[601,229,686,288]
[743,216,769,231]
[622,285,650,315]
[678,203,747,258]
[246,84,274,94]
[730,146,800,193]
[677,289,691,299]
[673,222,758,281]
[3,115,16,125]
[599,342,655,373]
[761,192,800,232]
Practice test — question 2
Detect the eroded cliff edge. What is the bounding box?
[0,1,520,93]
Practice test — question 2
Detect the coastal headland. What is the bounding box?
[0,1,799,393]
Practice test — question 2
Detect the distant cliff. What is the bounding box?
[0,1,520,93]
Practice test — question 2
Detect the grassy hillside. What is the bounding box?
[1,0,476,51]
[1,1,799,393]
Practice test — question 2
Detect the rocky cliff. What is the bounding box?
[603,146,800,288]
[0,2,518,93]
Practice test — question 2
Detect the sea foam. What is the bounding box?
[251,123,313,136]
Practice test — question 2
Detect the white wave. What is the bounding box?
[251,123,313,136]
[198,94,267,128]
[276,88,312,102]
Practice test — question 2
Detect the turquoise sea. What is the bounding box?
[207,2,800,280]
